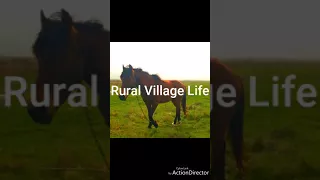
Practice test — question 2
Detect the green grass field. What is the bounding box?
[0,57,109,180]
[3,58,320,179]
[223,60,320,180]
[110,80,210,138]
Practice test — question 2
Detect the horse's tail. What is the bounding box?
[229,80,245,175]
[182,90,187,116]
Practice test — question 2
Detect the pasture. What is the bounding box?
[0,57,109,180]
[3,57,320,179]
[110,80,210,138]
[224,59,320,180]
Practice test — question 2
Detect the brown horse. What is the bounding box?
[118,64,187,128]
[211,58,245,180]
[26,9,110,127]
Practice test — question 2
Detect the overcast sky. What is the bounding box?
[0,0,110,57]
[1,1,320,59]
[211,0,320,59]
[110,42,210,80]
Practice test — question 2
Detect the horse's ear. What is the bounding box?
[129,64,133,69]
[61,9,73,27]
[122,65,125,70]
[40,9,47,29]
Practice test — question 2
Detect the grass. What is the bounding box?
[223,60,320,180]
[0,57,109,180]
[110,80,210,138]
[3,57,320,179]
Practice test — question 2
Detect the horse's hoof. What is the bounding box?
[148,126,152,129]
[154,123,159,128]
[236,172,245,180]
[153,121,158,128]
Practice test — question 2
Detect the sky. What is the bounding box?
[110,42,210,80]
[211,0,320,59]
[2,1,320,59]
[0,0,110,57]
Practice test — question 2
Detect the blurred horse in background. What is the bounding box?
[26,9,110,127]
[211,57,245,180]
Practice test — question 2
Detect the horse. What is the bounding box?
[211,58,245,180]
[118,64,187,128]
[26,9,110,127]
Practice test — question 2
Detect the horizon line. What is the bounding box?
[110,79,209,81]
[2,55,320,61]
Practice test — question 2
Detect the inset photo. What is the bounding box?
[110,42,210,138]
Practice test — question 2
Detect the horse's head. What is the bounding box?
[119,64,136,101]
[27,9,84,124]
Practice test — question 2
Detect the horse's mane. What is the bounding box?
[134,68,162,81]
[48,11,105,31]
[32,11,108,57]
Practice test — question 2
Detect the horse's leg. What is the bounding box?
[145,101,159,128]
[172,99,181,125]
[176,103,181,124]
[151,103,159,128]
[230,89,245,178]
[177,103,181,124]
[211,106,236,180]
[146,102,153,129]
[173,114,178,125]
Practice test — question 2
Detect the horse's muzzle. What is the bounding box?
[27,105,53,124]
[119,95,126,101]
